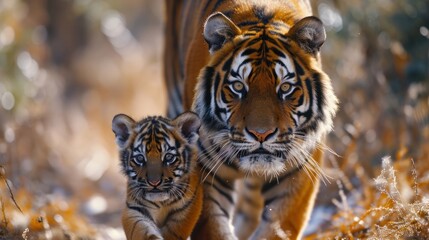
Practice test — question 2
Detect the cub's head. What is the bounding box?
[193,13,338,177]
[112,112,201,202]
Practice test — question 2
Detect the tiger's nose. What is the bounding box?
[246,128,277,142]
[147,179,161,187]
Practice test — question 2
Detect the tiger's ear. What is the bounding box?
[173,111,201,144]
[204,12,241,54]
[288,16,326,54]
[112,114,135,149]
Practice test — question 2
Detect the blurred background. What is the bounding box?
[0,0,427,239]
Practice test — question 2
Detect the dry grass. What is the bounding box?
[307,155,429,239]
[0,0,428,239]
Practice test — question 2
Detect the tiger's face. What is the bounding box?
[194,14,338,177]
[112,112,200,202]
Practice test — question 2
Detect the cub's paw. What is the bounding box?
[147,234,163,240]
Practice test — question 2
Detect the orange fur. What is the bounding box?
[164,1,338,239]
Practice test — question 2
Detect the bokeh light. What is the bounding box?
[1,91,15,110]
[0,0,427,239]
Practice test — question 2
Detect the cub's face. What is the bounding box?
[194,14,338,177]
[112,112,200,202]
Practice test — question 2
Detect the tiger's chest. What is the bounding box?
[146,199,189,227]
[147,206,171,226]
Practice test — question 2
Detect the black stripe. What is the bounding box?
[166,179,192,205]
[213,173,234,190]
[237,20,260,27]
[211,0,225,15]
[219,75,229,105]
[127,202,154,221]
[246,37,261,47]
[165,225,184,240]
[245,182,260,190]
[241,48,258,56]
[296,78,314,123]
[131,219,143,239]
[293,60,305,76]
[270,46,286,58]
[202,67,214,112]
[207,196,230,218]
[162,190,196,225]
[182,147,192,174]
[222,10,234,18]
[222,56,234,71]
[275,61,296,81]
[264,34,282,46]
[205,181,234,204]
[264,192,289,207]
[198,140,212,162]
[254,6,273,24]
[134,196,161,209]
[313,72,325,122]
[201,1,212,20]
[198,68,226,131]
[120,150,130,174]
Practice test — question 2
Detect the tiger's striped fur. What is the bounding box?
[112,112,203,240]
[164,1,338,239]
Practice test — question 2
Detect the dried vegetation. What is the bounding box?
[0,0,428,239]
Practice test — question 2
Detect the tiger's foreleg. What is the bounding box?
[122,207,163,240]
[233,178,264,240]
[249,148,323,240]
[249,177,319,240]
[160,179,204,240]
[192,177,238,240]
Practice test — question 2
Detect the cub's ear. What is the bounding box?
[173,111,201,144]
[204,12,241,54]
[288,16,326,54]
[112,114,135,149]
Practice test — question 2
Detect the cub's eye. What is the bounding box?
[232,82,244,92]
[164,153,177,165]
[133,155,145,165]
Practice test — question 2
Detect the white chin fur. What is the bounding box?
[145,192,170,202]
[239,154,285,176]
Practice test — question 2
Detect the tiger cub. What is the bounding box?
[112,111,203,240]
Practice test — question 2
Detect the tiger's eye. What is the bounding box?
[164,153,176,165]
[164,153,174,161]
[232,82,244,91]
[280,83,291,92]
[136,155,145,162]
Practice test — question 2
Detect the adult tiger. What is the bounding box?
[112,112,203,240]
[164,1,338,239]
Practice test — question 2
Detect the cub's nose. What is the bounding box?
[147,179,161,187]
[246,128,277,142]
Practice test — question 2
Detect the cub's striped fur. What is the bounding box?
[164,1,338,239]
[112,112,203,240]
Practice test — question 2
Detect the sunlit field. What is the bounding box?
[1,1,428,239]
